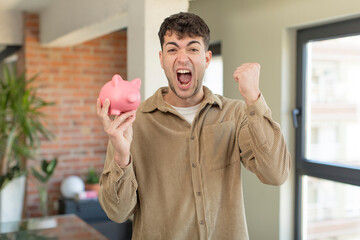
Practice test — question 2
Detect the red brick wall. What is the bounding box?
[20,13,127,217]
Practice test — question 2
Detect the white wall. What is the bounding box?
[127,0,189,100]
[0,11,22,45]
[189,0,360,239]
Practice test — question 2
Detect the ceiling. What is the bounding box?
[0,0,130,61]
[0,0,58,61]
[0,0,54,12]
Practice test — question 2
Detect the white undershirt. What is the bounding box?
[171,103,201,125]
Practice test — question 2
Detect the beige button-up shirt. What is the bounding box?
[99,87,291,240]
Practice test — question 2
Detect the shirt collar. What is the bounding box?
[141,86,223,113]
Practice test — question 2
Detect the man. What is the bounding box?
[97,12,290,240]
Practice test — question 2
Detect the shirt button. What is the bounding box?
[249,111,255,116]
[190,136,195,140]
[199,220,205,225]
[196,192,201,196]
[192,163,197,168]
[115,170,120,176]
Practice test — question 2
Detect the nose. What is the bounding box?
[176,50,189,64]
[127,93,138,103]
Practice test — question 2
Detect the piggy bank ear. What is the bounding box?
[131,78,141,89]
[111,74,124,87]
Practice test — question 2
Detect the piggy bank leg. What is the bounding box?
[110,109,121,116]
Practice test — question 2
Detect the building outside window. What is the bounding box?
[295,18,360,240]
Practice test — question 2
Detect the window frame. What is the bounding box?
[208,42,221,56]
[0,45,20,62]
[295,17,360,240]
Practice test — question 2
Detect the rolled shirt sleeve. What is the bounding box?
[98,141,138,223]
[239,94,291,185]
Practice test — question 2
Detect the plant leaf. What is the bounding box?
[31,167,47,183]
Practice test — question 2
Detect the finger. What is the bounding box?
[233,72,238,81]
[234,64,247,73]
[116,111,136,131]
[97,98,112,129]
[236,62,259,70]
[96,98,102,116]
[114,110,136,124]
[123,122,134,141]
[234,63,260,76]
[119,115,136,134]
[100,99,110,117]
[247,62,260,71]
[236,63,249,70]
[233,69,243,81]
[109,110,136,132]
[246,62,261,71]
[108,114,135,138]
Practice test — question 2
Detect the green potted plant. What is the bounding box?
[31,157,57,216]
[85,167,100,193]
[0,65,54,222]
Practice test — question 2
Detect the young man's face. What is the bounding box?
[159,32,212,107]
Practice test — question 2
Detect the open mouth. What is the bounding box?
[176,69,192,88]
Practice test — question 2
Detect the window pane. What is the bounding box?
[203,55,223,95]
[305,35,360,167]
[303,176,360,240]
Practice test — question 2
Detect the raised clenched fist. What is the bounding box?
[233,63,261,105]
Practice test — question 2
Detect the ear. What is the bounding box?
[205,50,212,69]
[159,50,164,69]
[131,78,141,89]
[111,74,124,87]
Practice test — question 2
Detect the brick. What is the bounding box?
[93,63,112,68]
[94,48,112,55]
[62,69,82,75]
[82,55,102,61]
[51,47,72,53]
[25,20,39,28]
[73,106,92,112]
[101,56,122,61]
[62,83,82,89]
[73,46,92,53]
[50,61,70,67]
[61,143,81,149]
[73,62,93,68]
[61,54,81,61]
[53,76,70,82]
[83,41,101,47]
[82,69,102,75]
[41,143,60,149]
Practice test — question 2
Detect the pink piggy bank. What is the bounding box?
[99,74,141,115]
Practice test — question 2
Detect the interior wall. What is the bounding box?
[189,0,360,239]
[0,10,22,45]
[127,0,189,100]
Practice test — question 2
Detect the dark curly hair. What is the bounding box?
[158,12,210,50]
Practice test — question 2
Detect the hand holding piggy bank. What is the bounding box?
[99,74,141,115]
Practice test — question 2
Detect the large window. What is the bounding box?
[295,18,360,240]
[203,42,223,95]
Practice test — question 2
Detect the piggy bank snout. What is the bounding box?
[127,93,139,103]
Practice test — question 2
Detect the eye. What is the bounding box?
[190,48,199,52]
[167,48,176,53]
